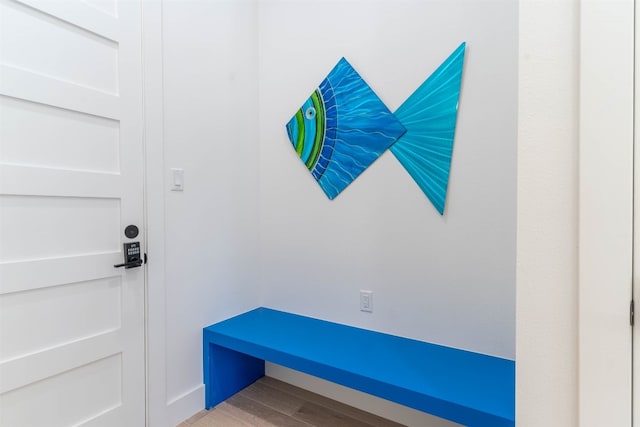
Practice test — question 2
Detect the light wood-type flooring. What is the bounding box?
[178,376,405,427]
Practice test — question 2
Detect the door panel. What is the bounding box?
[0,0,145,425]
[0,277,121,361]
[1,354,123,427]
[0,195,121,261]
[0,0,119,93]
[0,96,120,173]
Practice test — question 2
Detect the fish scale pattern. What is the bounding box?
[286,58,406,200]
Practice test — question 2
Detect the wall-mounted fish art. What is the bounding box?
[285,42,466,215]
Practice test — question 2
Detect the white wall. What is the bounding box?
[146,0,260,425]
[144,1,596,426]
[148,0,518,425]
[257,0,518,361]
[516,0,579,426]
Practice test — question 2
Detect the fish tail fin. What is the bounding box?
[391,42,466,215]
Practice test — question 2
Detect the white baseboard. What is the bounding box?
[265,363,461,427]
[166,384,205,426]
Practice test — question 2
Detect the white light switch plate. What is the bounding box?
[171,168,184,191]
[360,290,373,313]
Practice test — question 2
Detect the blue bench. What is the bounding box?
[203,307,514,427]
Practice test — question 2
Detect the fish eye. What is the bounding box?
[305,107,316,119]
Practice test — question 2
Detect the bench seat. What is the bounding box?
[203,307,514,427]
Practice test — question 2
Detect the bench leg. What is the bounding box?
[203,342,265,409]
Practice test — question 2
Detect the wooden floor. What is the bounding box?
[178,377,406,427]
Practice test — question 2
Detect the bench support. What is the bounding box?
[203,341,264,409]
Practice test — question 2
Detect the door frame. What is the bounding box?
[579,0,634,425]
[141,1,172,426]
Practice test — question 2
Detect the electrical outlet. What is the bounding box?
[360,290,373,313]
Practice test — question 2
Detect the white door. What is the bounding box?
[0,0,146,426]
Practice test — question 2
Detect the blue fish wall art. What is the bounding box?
[285,42,466,215]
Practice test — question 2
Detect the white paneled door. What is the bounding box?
[0,0,145,426]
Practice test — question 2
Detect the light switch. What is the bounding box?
[360,290,373,313]
[171,168,184,191]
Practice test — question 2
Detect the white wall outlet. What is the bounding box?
[360,290,373,313]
